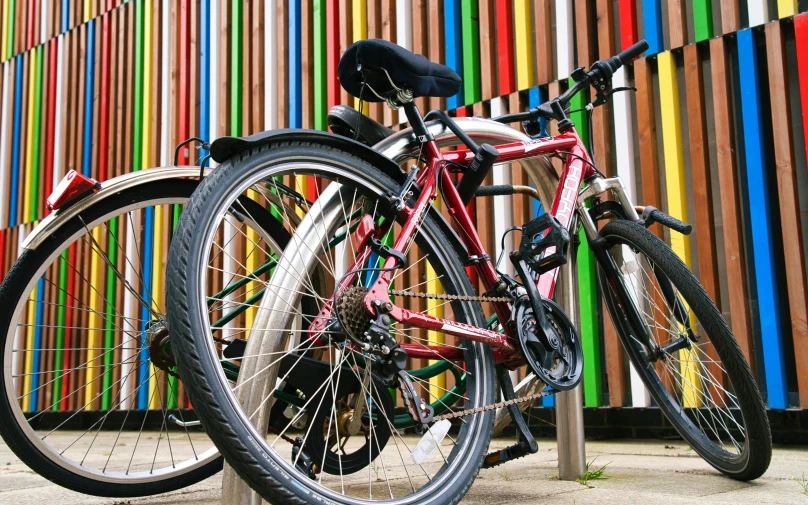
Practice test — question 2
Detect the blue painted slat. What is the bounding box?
[82,21,96,177]
[289,0,302,128]
[138,208,155,409]
[30,276,46,411]
[200,0,210,152]
[62,1,69,33]
[10,56,23,227]
[642,0,664,56]
[737,29,788,409]
[444,0,463,110]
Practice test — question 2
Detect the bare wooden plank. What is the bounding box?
[381,0,396,125]
[708,36,755,368]
[574,0,594,67]
[478,0,495,100]
[411,0,427,112]
[533,0,553,85]
[427,0,445,113]
[764,21,808,406]
[668,0,688,48]
[338,0,352,106]
[683,42,726,402]
[720,0,740,34]
[634,57,662,237]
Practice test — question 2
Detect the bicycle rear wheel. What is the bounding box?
[0,178,288,496]
[596,219,771,481]
[166,141,497,505]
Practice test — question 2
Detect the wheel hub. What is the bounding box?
[146,321,178,375]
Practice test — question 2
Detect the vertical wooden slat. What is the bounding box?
[574,0,594,68]
[410,0,426,111]
[533,0,552,85]
[667,0,688,48]
[642,0,663,55]
[427,0,444,113]
[764,21,808,407]
[513,0,532,90]
[477,0,494,100]
[721,0,740,34]
[555,0,573,79]
[494,0,512,95]
[737,28,787,408]
[444,0,462,109]
[683,43,726,402]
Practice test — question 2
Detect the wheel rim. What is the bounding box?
[606,237,748,461]
[186,159,492,503]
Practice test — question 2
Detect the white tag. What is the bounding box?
[410,419,451,465]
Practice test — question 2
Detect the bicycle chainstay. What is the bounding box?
[387,289,556,422]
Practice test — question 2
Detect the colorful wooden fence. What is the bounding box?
[1,0,807,412]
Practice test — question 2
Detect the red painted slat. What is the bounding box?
[495,0,514,94]
[617,0,637,50]
[796,13,808,166]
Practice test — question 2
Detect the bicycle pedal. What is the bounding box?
[518,214,570,275]
[482,440,538,469]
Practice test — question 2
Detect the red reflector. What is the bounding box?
[47,170,100,211]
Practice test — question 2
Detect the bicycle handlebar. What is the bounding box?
[493,39,648,125]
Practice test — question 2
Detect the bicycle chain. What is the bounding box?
[432,389,553,422]
[388,289,511,303]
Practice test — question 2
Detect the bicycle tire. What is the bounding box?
[596,219,771,481]
[166,141,497,505]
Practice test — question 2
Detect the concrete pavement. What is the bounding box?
[1,435,806,504]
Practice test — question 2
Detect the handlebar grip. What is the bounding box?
[617,40,649,65]
[643,207,692,235]
[456,144,499,206]
[474,185,513,197]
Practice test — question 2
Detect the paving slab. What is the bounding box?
[1,435,806,505]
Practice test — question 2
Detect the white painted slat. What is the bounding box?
[0,62,10,228]
[396,0,412,51]
[555,0,574,79]
[747,0,768,26]
[265,0,277,130]
[613,67,650,407]
[159,0,170,166]
[52,36,65,192]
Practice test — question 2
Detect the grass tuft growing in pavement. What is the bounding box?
[793,472,808,497]
[577,457,610,486]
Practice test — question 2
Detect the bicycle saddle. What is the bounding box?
[338,39,461,102]
[327,105,394,145]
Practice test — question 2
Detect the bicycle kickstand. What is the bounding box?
[482,365,540,469]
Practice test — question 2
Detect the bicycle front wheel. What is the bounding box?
[596,219,771,481]
[166,141,497,505]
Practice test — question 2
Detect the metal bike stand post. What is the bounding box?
[554,259,586,480]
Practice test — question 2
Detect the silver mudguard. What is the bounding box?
[22,166,208,251]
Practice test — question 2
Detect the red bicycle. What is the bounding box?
[166,38,771,505]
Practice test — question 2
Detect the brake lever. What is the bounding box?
[587,86,637,109]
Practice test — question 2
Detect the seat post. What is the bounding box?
[401,101,434,142]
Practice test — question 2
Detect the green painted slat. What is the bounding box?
[231,0,242,135]
[568,78,602,407]
[313,0,327,131]
[52,250,69,410]
[460,0,481,104]
[692,0,714,41]
[101,217,119,409]
[132,0,144,172]
[30,46,42,221]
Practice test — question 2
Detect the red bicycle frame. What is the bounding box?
[319,128,597,366]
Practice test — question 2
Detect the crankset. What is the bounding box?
[510,251,583,391]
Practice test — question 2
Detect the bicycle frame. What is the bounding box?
[325,125,608,367]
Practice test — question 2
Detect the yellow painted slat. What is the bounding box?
[245,191,260,332]
[658,51,700,407]
[23,283,36,411]
[514,0,534,90]
[352,0,367,112]
[777,0,797,17]
[85,227,103,408]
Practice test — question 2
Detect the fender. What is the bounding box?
[211,128,470,262]
[22,167,204,251]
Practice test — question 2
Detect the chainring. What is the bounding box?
[514,297,582,391]
[303,367,394,475]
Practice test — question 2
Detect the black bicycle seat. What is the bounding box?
[327,105,395,145]
[338,39,461,102]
